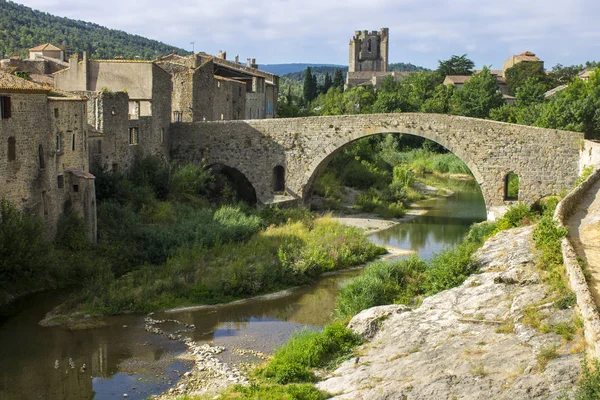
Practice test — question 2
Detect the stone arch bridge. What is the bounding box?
[169,113,584,220]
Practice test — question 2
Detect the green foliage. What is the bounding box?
[77,218,384,314]
[55,213,89,251]
[494,203,532,231]
[0,199,55,296]
[313,171,344,200]
[437,54,475,76]
[0,1,190,59]
[575,357,600,399]
[516,77,549,107]
[451,67,505,118]
[505,61,549,95]
[533,214,570,295]
[575,165,595,187]
[332,69,344,88]
[303,67,318,104]
[169,164,214,202]
[263,322,361,384]
[206,383,328,400]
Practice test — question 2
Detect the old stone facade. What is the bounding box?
[169,113,583,220]
[346,28,408,89]
[54,53,172,172]
[156,52,278,122]
[0,71,96,240]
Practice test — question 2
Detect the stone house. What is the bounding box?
[53,52,172,172]
[0,70,96,240]
[443,71,514,105]
[502,51,543,77]
[156,51,278,121]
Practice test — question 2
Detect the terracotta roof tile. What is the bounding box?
[0,70,49,92]
[29,43,62,52]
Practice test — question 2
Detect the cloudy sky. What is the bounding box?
[19,0,600,69]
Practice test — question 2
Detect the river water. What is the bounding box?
[0,185,486,400]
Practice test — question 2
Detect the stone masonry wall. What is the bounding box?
[170,113,582,215]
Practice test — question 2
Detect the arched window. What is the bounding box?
[273,165,285,192]
[367,39,372,52]
[38,144,45,169]
[504,172,519,200]
[7,137,15,161]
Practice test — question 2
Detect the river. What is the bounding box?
[0,184,486,400]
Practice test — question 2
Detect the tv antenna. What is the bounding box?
[190,41,195,53]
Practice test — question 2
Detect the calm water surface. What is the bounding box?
[0,184,485,400]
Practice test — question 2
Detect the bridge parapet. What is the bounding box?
[170,113,583,220]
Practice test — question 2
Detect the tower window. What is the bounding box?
[0,96,11,119]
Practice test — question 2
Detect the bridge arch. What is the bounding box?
[169,113,582,220]
[302,132,487,213]
[206,162,257,204]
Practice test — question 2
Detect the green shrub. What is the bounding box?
[392,166,415,188]
[336,257,427,318]
[314,171,344,200]
[169,163,214,202]
[263,321,361,384]
[0,199,55,292]
[575,357,600,399]
[575,165,595,187]
[209,383,328,400]
[423,242,478,296]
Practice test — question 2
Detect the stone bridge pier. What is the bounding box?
[169,113,583,220]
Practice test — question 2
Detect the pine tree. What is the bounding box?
[311,74,318,100]
[323,72,332,93]
[303,67,314,103]
[333,69,344,89]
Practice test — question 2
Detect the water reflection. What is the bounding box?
[370,190,486,259]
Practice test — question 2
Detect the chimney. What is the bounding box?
[246,58,251,68]
[217,50,226,60]
[251,58,258,69]
[235,55,239,64]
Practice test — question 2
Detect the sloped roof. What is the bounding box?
[515,51,541,62]
[544,85,567,98]
[444,75,471,84]
[0,70,49,92]
[29,43,62,52]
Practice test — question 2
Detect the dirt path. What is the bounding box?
[567,177,600,306]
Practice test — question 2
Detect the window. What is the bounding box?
[7,137,16,161]
[367,39,372,52]
[54,108,59,118]
[173,111,182,123]
[129,127,139,145]
[112,163,119,173]
[160,128,165,144]
[504,173,519,201]
[97,139,102,154]
[273,165,285,192]
[71,133,75,151]
[73,184,79,193]
[38,144,45,169]
[0,96,11,119]
[56,134,61,152]
[57,174,64,189]
[42,191,48,215]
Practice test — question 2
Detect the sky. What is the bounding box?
[18,0,600,70]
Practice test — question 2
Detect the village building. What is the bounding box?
[0,43,68,77]
[53,52,172,173]
[0,70,96,240]
[345,28,409,89]
[443,70,515,105]
[156,51,278,122]
[502,51,543,77]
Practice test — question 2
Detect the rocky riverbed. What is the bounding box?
[317,226,583,399]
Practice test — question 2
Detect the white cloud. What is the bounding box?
[18,0,600,68]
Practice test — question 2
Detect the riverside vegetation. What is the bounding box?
[187,196,600,399]
[0,155,384,317]
[313,133,474,218]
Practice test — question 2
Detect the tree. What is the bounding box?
[505,61,548,95]
[450,67,505,118]
[303,67,317,103]
[437,54,475,77]
[333,69,344,89]
[323,72,333,93]
[421,84,455,114]
[515,77,547,107]
[548,64,584,86]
